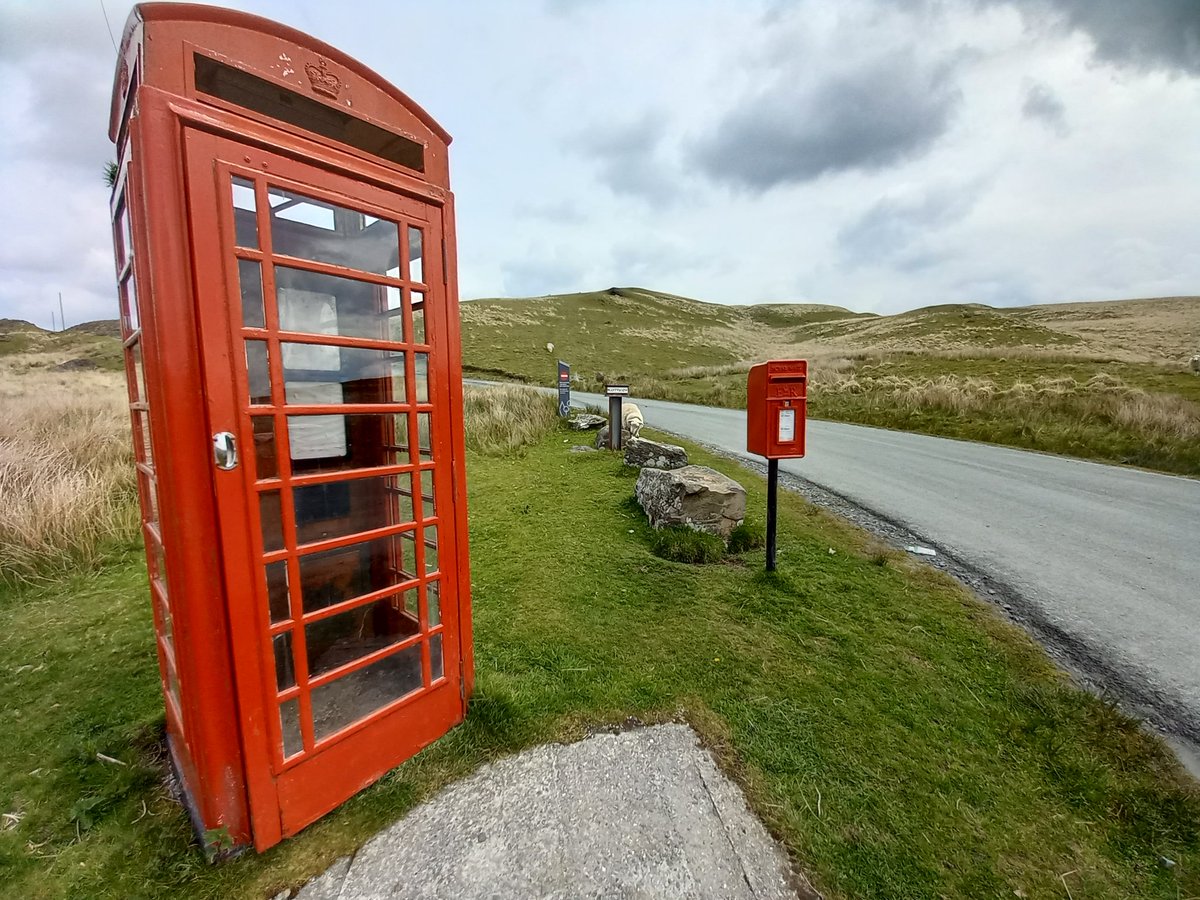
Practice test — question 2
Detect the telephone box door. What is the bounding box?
[183,129,465,845]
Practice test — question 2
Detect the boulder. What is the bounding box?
[594,423,634,449]
[624,437,688,470]
[635,465,746,539]
[568,413,607,431]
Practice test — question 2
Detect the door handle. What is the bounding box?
[213,431,239,470]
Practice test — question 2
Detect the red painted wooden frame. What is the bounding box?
[108,3,473,852]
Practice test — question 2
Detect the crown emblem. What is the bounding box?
[305,57,342,99]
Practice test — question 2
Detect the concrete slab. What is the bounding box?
[290,724,808,900]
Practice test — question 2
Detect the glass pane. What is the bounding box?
[305,595,421,678]
[151,537,168,588]
[239,259,265,328]
[424,527,439,574]
[155,582,174,646]
[246,340,271,405]
[408,226,423,283]
[385,274,402,312]
[387,311,405,342]
[260,490,284,552]
[285,413,410,473]
[130,340,147,403]
[167,661,182,711]
[140,471,160,526]
[274,632,296,690]
[427,580,440,627]
[411,292,425,344]
[122,274,140,334]
[420,468,435,519]
[414,353,429,403]
[280,699,303,759]
[132,410,153,465]
[275,267,402,344]
[281,344,406,406]
[294,473,416,546]
[231,176,258,248]
[416,412,432,458]
[268,186,399,275]
[311,643,422,741]
[430,633,444,682]
[299,531,419,613]
[266,560,291,623]
[116,201,132,266]
[252,416,278,480]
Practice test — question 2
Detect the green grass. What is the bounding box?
[2,427,1197,898]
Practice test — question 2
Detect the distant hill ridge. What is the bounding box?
[461,287,1199,383]
[0,318,121,337]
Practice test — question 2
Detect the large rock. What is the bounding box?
[624,437,688,470]
[635,465,746,539]
[568,413,607,431]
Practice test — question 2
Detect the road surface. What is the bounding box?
[558,389,1200,753]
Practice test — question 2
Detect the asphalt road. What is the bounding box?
[563,389,1200,752]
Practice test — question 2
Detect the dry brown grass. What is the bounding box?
[0,362,139,583]
[821,371,1200,443]
[462,384,560,455]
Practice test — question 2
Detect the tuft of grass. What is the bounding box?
[649,525,725,564]
[727,521,766,553]
[461,384,560,455]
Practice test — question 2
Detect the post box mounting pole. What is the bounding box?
[766,459,778,572]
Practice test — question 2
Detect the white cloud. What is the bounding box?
[0,0,1195,330]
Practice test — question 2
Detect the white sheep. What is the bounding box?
[1191,354,1200,374]
[622,402,644,437]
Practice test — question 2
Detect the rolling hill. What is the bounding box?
[460,288,1200,385]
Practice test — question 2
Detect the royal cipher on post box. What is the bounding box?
[747,361,808,459]
[108,3,473,852]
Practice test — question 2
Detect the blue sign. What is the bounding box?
[557,361,570,417]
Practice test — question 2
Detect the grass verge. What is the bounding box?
[1,427,1197,899]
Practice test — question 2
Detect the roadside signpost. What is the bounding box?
[606,383,630,450]
[746,361,808,571]
[557,361,571,417]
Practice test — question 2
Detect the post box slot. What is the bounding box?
[194,54,425,172]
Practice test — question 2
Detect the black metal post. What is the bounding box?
[766,458,778,571]
[609,396,623,450]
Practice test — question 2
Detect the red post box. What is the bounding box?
[746,360,807,459]
[107,3,472,853]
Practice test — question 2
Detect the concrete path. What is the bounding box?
[288,725,804,900]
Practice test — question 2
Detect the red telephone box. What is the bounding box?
[107,3,473,852]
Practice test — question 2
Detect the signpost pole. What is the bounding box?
[604,384,630,450]
[766,458,779,571]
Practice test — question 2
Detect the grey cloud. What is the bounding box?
[1001,0,1200,75]
[1021,82,1068,136]
[520,199,588,225]
[691,50,962,191]
[574,115,682,204]
[838,183,984,268]
[501,258,586,298]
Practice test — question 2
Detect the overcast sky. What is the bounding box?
[0,0,1197,328]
